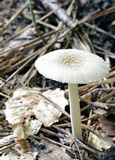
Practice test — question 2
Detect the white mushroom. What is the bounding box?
[35,49,110,139]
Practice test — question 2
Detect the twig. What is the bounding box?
[0,48,44,88]
[0,92,10,99]
[41,135,72,150]
[4,1,28,29]
[38,0,77,28]
[40,128,63,138]
[0,143,16,152]
[0,9,55,47]
[79,77,115,91]
[84,22,115,39]
[78,6,115,24]
[94,45,115,59]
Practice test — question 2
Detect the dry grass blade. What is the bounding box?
[4,1,28,29]
[78,6,115,24]
[84,23,115,40]
[79,77,115,91]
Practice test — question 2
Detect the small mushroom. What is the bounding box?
[35,49,110,139]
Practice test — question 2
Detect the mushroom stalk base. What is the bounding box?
[68,83,82,139]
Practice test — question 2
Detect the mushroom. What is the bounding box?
[35,49,110,139]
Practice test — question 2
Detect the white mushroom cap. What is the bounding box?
[35,49,110,84]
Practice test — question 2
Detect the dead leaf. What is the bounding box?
[88,131,111,151]
[33,89,68,126]
[0,149,34,160]
[5,88,68,151]
[93,108,107,115]
[38,139,73,160]
[98,117,115,136]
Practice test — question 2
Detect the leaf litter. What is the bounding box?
[5,88,67,150]
[0,0,115,159]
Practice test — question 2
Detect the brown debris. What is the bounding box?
[0,0,115,159]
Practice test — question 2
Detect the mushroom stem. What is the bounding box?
[68,83,82,139]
